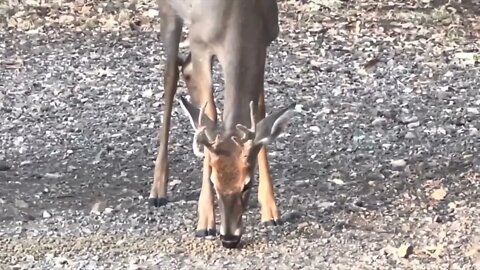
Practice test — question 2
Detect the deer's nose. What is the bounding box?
[220,234,241,249]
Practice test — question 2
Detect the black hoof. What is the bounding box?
[195,228,217,238]
[148,197,168,207]
[263,218,283,227]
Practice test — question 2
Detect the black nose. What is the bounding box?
[220,234,241,249]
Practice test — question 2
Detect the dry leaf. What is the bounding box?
[424,244,444,257]
[90,201,107,215]
[466,245,480,257]
[398,244,414,258]
[454,52,479,66]
[58,14,75,24]
[363,58,381,72]
[431,187,447,201]
[80,4,92,16]
[358,57,381,76]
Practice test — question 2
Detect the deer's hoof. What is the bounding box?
[148,197,168,207]
[195,228,217,239]
[262,219,283,227]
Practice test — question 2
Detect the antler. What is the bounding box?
[193,102,215,157]
[234,101,256,145]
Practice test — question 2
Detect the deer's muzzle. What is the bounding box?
[218,193,244,248]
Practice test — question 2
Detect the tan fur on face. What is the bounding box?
[209,141,251,194]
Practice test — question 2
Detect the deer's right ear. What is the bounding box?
[253,102,296,145]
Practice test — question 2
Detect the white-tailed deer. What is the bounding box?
[150,0,296,248]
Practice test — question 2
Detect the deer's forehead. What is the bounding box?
[211,156,248,183]
[212,156,243,173]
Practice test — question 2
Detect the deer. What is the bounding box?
[149,0,296,248]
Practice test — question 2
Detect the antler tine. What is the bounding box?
[198,101,208,127]
[249,100,256,132]
[233,100,257,144]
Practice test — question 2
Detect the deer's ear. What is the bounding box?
[178,96,216,130]
[179,96,201,130]
[254,102,296,145]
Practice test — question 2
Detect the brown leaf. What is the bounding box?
[358,57,381,76]
[431,187,447,201]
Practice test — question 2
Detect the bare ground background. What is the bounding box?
[1,0,480,269]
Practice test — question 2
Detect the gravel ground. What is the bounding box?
[1,0,480,269]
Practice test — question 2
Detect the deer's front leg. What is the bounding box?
[257,92,281,225]
[148,8,183,207]
[182,44,217,238]
[195,151,217,238]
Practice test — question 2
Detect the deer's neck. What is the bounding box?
[222,90,258,133]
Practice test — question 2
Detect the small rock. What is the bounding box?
[20,160,32,166]
[44,173,63,179]
[45,253,55,261]
[309,126,321,132]
[390,159,407,168]
[466,107,479,115]
[146,9,159,18]
[25,254,35,261]
[142,89,154,98]
[316,201,335,209]
[104,207,115,214]
[431,187,447,201]
[372,117,387,126]
[470,127,479,136]
[407,121,420,128]
[13,136,24,146]
[404,132,416,139]
[400,115,418,124]
[328,178,345,185]
[15,199,29,209]
[43,210,52,218]
[398,244,414,258]
[91,201,107,215]
[169,179,181,188]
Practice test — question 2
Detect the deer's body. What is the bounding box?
[151,0,295,248]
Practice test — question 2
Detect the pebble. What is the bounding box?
[91,201,107,215]
[329,178,345,185]
[407,121,420,128]
[371,117,387,126]
[15,199,29,209]
[309,126,321,132]
[390,159,407,168]
[43,211,52,218]
[466,107,479,115]
[405,131,416,139]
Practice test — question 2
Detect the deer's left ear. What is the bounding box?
[178,96,216,131]
[253,102,296,146]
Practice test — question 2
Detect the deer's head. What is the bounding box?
[179,96,295,248]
